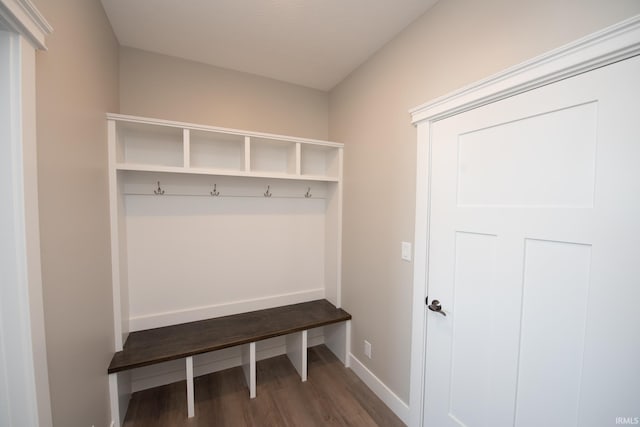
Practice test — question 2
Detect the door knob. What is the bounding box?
[428,299,446,316]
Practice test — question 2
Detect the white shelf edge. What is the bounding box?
[116,164,186,174]
[122,193,328,200]
[115,163,340,182]
[297,174,340,182]
[106,113,343,148]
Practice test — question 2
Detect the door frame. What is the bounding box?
[0,0,51,425]
[407,15,640,427]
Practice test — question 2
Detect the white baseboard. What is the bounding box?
[349,353,409,425]
[131,330,325,392]
[129,288,325,331]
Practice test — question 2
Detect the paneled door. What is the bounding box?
[424,55,640,427]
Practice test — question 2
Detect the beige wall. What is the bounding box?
[120,47,329,140]
[329,0,640,403]
[34,0,119,426]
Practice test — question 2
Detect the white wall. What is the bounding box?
[329,0,640,404]
[125,191,327,329]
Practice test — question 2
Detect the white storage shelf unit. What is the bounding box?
[106,114,346,402]
[112,115,341,181]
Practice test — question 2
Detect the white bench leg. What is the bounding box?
[109,373,120,427]
[345,320,351,368]
[324,320,351,367]
[109,371,131,427]
[241,342,256,398]
[186,356,195,418]
[286,330,308,382]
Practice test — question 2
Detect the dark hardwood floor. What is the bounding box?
[123,345,405,427]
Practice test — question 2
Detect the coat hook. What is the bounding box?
[264,185,272,198]
[305,187,312,198]
[154,181,165,195]
[210,184,220,197]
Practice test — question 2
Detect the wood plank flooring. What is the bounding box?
[123,345,405,427]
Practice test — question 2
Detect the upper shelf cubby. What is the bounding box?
[108,114,342,182]
[189,130,246,172]
[116,121,184,168]
[301,144,340,179]
[250,137,298,176]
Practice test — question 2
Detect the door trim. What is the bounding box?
[0,0,51,49]
[408,14,640,427]
[0,1,51,425]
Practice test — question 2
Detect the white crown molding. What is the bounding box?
[16,0,52,34]
[0,0,52,49]
[410,14,640,124]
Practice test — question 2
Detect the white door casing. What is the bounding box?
[409,15,640,427]
[0,1,52,426]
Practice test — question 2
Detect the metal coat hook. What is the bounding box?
[154,181,165,195]
[264,185,272,198]
[210,184,220,197]
[305,187,312,198]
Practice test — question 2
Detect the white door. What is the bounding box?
[424,55,640,427]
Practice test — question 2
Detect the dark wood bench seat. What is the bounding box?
[108,299,352,420]
[108,299,351,374]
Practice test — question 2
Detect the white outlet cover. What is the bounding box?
[401,241,412,262]
[364,340,372,358]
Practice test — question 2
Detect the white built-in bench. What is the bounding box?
[108,299,351,420]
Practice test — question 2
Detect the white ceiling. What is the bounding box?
[100,0,439,91]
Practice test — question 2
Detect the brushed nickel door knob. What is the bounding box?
[428,299,446,316]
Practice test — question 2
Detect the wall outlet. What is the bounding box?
[364,340,372,359]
